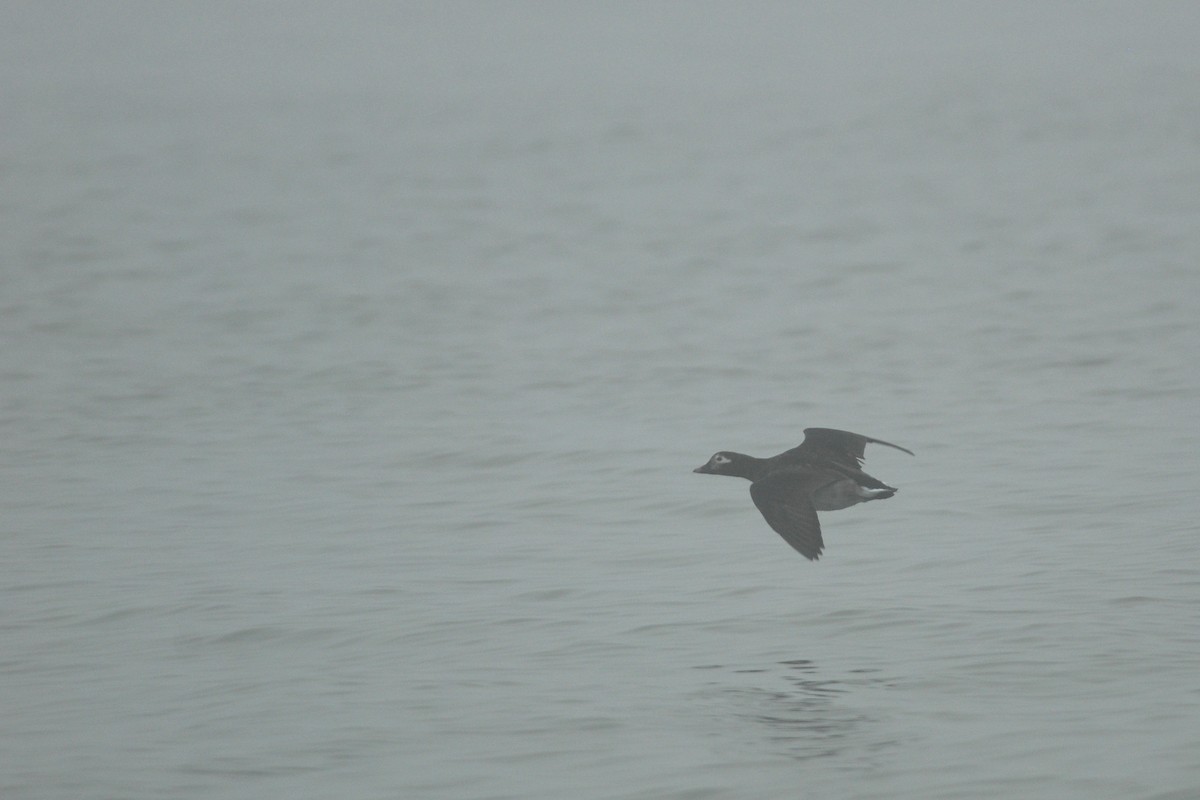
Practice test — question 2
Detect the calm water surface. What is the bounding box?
[3,4,1199,799]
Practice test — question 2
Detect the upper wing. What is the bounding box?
[748,468,830,560]
[776,427,914,469]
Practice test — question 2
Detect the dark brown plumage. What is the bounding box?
[694,428,913,560]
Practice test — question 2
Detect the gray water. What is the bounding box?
[4,3,1200,798]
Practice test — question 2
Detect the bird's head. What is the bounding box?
[693,451,751,478]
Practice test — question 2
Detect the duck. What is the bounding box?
[694,428,913,561]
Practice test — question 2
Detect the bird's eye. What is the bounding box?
[713,454,730,465]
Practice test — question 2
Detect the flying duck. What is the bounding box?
[694,428,913,560]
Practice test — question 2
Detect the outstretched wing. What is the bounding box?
[748,468,830,560]
[776,428,914,469]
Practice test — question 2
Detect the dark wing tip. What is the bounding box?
[802,427,914,457]
[749,473,825,561]
[872,438,915,457]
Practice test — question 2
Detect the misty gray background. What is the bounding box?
[3,3,1199,799]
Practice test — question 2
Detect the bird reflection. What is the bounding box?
[696,659,892,762]
[753,660,857,759]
